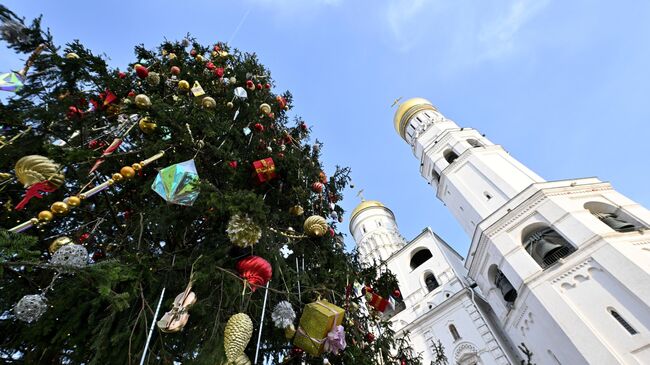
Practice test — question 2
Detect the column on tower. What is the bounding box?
[394,98,544,236]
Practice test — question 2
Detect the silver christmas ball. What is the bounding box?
[330,211,339,220]
[14,294,47,323]
[266,146,273,153]
[280,144,286,151]
[50,244,88,270]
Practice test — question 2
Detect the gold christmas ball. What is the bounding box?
[120,166,136,179]
[132,163,142,171]
[65,52,80,60]
[224,313,253,365]
[49,236,72,254]
[289,205,304,216]
[138,117,157,134]
[134,94,152,108]
[259,103,271,115]
[202,96,216,109]
[112,172,124,182]
[304,215,328,237]
[38,210,54,222]
[218,50,229,57]
[211,50,218,58]
[227,101,234,108]
[51,201,69,215]
[15,155,65,188]
[66,196,81,207]
[147,72,161,86]
[169,53,177,60]
[195,54,204,62]
[178,80,190,92]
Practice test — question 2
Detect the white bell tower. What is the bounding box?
[395,98,650,365]
[349,200,406,266]
[393,98,544,236]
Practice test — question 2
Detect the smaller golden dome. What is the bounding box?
[350,200,385,221]
[393,97,436,139]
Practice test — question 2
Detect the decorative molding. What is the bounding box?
[453,342,479,362]
[551,258,594,284]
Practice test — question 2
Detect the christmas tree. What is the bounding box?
[0,6,421,365]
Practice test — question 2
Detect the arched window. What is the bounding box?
[467,138,483,148]
[431,168,440,182]
[489,265,517,303]
[609,308,638,335]
[443,149,459,164]
[523,227,575,269]
[449,324,461,341]
[410,248,433,270]
[584,202,641,232]
[424,272,439,292]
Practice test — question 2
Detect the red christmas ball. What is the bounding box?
[67,106,83,119]
[190,49,197,57]
[311,182,324,193]
[246,80,255,90]
[256,83,262,90]
[300,122,308,131]
[401,358,407,365]
[236,256,272,291]
[92,250,105,261]
[135,65,149,79]
[214,67,224,78]
[365,332,375,343]
[206,62,215,70]
[118,71,126,79]
[228,160,238,169]
[393,289,401,298]
[265,83,271,89]
[170,66,181,75]
[213,45,220,52]
[254,123,265,132]
[128,90,136,98]
[78,232,91,243]
[329,227,335,237]
[88,139,101,149]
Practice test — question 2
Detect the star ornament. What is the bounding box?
[280,244,293,258]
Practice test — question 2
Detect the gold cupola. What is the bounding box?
[350,200,385,221]
[393,97,436,139]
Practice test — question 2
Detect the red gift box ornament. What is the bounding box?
[236,255,272,292]
[366,292,390,313]
[252,157,277,183]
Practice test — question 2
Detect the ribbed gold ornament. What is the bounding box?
[15,155,65,188]
[224,313,253,365]
[303,215,328,237]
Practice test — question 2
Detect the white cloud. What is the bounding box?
[384,0,551,67]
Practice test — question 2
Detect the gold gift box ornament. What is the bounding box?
[293,300,345,356]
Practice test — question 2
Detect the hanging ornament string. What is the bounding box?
[139,287,166,365]
[253,281,270,365]
[9,151,165,233]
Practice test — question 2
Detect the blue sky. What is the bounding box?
[2,1,649,256]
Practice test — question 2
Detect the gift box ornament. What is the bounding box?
[151,160,200,206]
[294,300,345,356]
[366,292,391,313]
[252,157,277,183]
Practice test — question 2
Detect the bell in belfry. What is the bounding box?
[596,213,636,232]
[495,273,517,303]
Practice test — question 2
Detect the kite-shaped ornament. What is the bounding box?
[151,160,200,206]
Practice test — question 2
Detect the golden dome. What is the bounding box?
[350,200,385,221]
[393,97,436,139]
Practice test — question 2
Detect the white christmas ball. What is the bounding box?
[51,243,88,269]
[14,294,47,323]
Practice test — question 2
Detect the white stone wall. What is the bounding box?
[350,205,406,266]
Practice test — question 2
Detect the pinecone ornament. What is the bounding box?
[224,313,253,365]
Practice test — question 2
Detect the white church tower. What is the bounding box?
[350,199,518,364]
[394,98,650,364]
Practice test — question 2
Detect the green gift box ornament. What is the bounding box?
[293,300,345,356]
